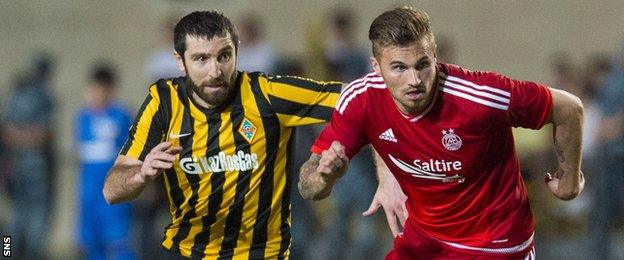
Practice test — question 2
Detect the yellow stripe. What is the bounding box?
[204,107,238,255]
[269,81,340,108]
[276,114,327,126]
[127,85,160,158]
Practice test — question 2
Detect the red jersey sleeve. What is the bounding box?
[505,77,552,129]
[441,63,552,129]
[311,93,368,158]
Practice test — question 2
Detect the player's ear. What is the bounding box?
[174,51,186,75]
[371,56,381,75]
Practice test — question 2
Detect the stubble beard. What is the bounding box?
[399,81,435,115]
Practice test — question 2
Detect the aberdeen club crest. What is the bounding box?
[442,129,462,151]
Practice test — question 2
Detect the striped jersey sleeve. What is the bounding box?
[119,82,166,161]
[259,74,343,127]
[311,73,380,158]
[442,63,552,130]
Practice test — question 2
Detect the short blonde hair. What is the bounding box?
[368,6,435,57]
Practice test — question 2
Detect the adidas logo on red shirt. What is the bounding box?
[379,128,397,143]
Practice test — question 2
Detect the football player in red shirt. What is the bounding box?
[299,6,584,259]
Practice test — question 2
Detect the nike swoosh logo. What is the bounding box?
[169,132,192,139]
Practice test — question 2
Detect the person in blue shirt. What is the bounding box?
[74,63,134,260]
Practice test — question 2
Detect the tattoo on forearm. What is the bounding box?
[299,155,324,199]
[299,158,317,188]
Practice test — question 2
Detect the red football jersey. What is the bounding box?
[312,63,552,255]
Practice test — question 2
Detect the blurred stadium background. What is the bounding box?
[1,0,623,259]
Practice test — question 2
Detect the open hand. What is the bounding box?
[140,142,182,181]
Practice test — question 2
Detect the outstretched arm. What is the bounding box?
[363,149,408,237]
[299,141,349,200]
[545,88,585,200]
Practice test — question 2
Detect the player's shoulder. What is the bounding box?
[438,63,512,111]
[266,73,342,90]
[437,63,513,100]
[439,63,508,90]
[244,70,266,80]
[149,76,185,92]
[235,70,269,91]
[335,72,385,114]
[437,63,511,115]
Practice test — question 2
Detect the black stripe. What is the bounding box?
[270,75,342,93]
[158,79,173,135]
[164,168,185,217]
[249,73,281,260]
[171,83,202,254]
[218,84,254,259]
[120,94,153,155]
[138,82,170,161]
[277,130,295,259]
[268,94,334,121]
[191,89,226,258]
[167,80,193,219]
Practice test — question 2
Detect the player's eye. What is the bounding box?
[392,65,407,72]
[195,55,208,62]
[416,61,431,70]
[218,52,231,63]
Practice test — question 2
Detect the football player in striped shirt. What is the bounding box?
[300,6,585,259]
[102,10,402,259]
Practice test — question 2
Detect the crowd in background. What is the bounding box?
[0,8,623,260]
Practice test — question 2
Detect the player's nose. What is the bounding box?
[206,59,223,79]
[408,68,421,86]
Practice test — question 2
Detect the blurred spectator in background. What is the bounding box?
[550,52,581,96]
[315,8,383,260]
[0,96,4,194]
[590,43,624,260]
[74,63,135,260]
[578,54,611,167]
[434,34,456,64]
[145,15,183,82]
[323,8,369,81]
[30,54,61,228]
[1,53,56,259]
[236,13,277,73]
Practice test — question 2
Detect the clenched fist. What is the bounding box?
[317,141,349,183]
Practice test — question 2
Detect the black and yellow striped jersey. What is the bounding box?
[120,71,342,259]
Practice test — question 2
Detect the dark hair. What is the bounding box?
[332,8,353,31]
[174,10,239,58]
[368,6,434,57]
[90,63,116,87]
